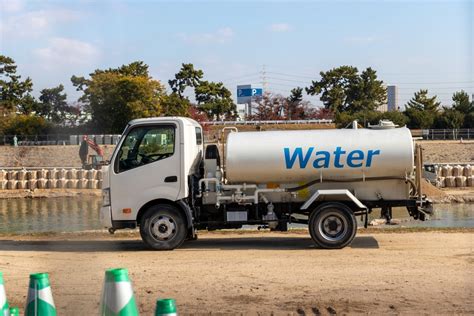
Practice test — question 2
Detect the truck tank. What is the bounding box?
[225,127,414,184]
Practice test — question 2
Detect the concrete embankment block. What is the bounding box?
[7,180,17,189]
[17,180,27,189]
[47,169,57,180]
[58,168,67,179]
[17,170,27,181]
[455,176,467,187]
[27,180,37,190]
[87,180,98,189]
[77,179,88,189]
[37,179,47,189]
[467,176,474,187]
[67,169,77,180]
[96,170,102,180]
[26,170,36,180]
[452,165,463,177]
[67,179,78,189]
[0,170,6,181]
[441,165,453,177]
[46,179,57,189]
[0,180,7,189]
[87,170,97,180]
[445,176,456,187]
[7,171,17,180]
[463,165,472,177]
[77,169,85,179]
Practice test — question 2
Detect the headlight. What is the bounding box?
[102,188,111,207]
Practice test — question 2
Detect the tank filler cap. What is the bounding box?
[368,120,398,129]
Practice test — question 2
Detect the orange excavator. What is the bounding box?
[79,135,106,170]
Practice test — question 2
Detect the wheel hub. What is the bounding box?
[319,212,348,242]
[151,216,176,240]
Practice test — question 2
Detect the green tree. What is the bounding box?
[437,107,464,129]
[0,55,34,114]
[195,81,236,120]
[451,90,473,128]
[348,67,387,112]
[285,87,304,119]
[72,61,165,133]
[36,84,72,124]
[306,65,358,114]
[163,63,205,117]
[306,66,386,114]
[168,63,203,98]
[404,89,441,128]
[451,90,473,115]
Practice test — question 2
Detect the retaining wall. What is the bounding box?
[0,145,116,168]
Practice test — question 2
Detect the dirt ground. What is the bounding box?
[0,230,472,315]
[419,140,474,163]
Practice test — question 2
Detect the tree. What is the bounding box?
[195,81,236,120]
[451,90,473,115]
[451,90,474,128]
[404,89,441,128]
[0,55,34,114]
[306,65,358,114]
[348,67,387,112]
[168,63,203,98]
[36,84,72,124]
[437,107,464,129]
[285,87,304,120]
[0,115,51,136]
[71,61,166,133]
[306,66,386,114]
[248,93,284,120]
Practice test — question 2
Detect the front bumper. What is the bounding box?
[100,206,112,228]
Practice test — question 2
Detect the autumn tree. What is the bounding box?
[72,61,165,133]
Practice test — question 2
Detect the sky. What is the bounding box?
[1,0,473,109]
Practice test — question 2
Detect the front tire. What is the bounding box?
[139,204,187,250]
[309,202,357,249]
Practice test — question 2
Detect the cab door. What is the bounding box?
[109,123,181,221]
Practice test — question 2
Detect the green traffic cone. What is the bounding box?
[25,273,56,316]
[9,307,19,316]
[0,271,10,316]
[155,299,177,316]
[100,268,139,316]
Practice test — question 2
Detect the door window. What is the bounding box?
[116,125,175,173]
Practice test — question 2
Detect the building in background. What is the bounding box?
[387,85,398,111]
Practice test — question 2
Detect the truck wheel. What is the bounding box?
[309,202,357,249]
[139,204,187,250]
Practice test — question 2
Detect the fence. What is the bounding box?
[422,129,474,140]
[0,134,121,146]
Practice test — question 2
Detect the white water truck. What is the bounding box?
[100,117,432,250]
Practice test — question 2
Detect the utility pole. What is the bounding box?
[261,65,267,92]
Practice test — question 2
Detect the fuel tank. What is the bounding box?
[225,127,414,184]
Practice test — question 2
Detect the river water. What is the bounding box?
[0,197,472,234]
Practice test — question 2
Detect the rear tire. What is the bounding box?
[139,204,187,250]
[309,202,357,249]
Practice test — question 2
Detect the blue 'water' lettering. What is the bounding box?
[284,147,314,169]
[283,147,381,169]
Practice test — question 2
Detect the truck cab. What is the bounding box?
[100,117,202,247]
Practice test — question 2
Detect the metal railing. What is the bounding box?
[201,119,333,126]
[421,129,474,140]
